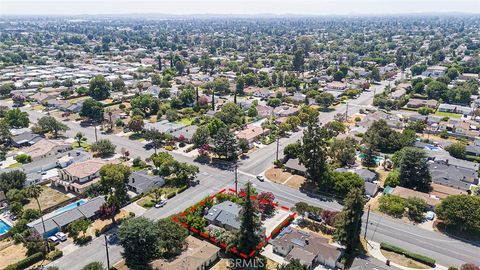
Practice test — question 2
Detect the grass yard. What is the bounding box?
[7,162,22,169]
[136,187,180,208]
[25,185,70,211]
[86,210,129,237]
[176,117,194,126]
[32,104,45,111]
[72,141,90,150]
[380,249,430,269]
[265,167,292,183]
[435,111,462,119]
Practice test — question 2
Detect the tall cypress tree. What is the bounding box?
[333,188,365,255]
[238,182,262,254]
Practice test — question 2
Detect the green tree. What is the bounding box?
[74,132,84,148]
[82,262,104,270]
[436,195,480,233]
[119,217,160,269]
[67,218,91,239]
[88,75,111,100]
[292,49,305,72]
[300,120,331,191]
[25,184,49,253]
[217,102,242,126]
[398,147,431,192]
[379,194,405,217]
[130,94,159,116]
[144,129,168,154]
[238,138,250,154]
[0,170,27,192]
[99,164,131,223]
[128,115,144,133]
[384,169,400,187]
[363,120,400,153]
[405,197,427,223]
[35,116,69,138]
[445,142,466,159]
[192,126,210,148]
[90,139,116,157]
[316,92,335,109]
[80,98,104,122]
[5,108,29,128]
[332,172,365,197]
[329,138,356,166]
[333,188,365,255]
[112,77,126,92]
[238,182,262,253]
[426,80,448,100]
[0,83,15,96]
[156,218,189,257]
[212,127,238,160]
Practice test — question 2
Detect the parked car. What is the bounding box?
[256,175,265,182]
[55,232,67,242]
[425,211,435,221]
[48,236,60,245]
[155,200,167,208]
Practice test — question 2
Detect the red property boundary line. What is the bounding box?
[171,187,297,259]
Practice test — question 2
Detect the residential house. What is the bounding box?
[28,196,106,237]
[236,124,269,144]
[357,111,403,129]
[430,183,467,199]
[256,105,273,118]
[406,99,438,109]
[271,227,343,269]
[437,118,480,139]
[171,125,198,143]
[253,88,273,99]
[458,73,479,81]
[150,236,220,270]
[389,88,407,100]
[19,139,72,162]
[274,106,299,117]
[438,104,473,116]
[325,81,348,92]
[127,170,165,194]
[391,186,440,209]
[144,120,186,135]
[54,159,107,193]
[284,158,306,175]
[421,66,448,78]
[10,131,42,147]
[429,160,478,192]
[204,201,241,231]
[364,182,379,197]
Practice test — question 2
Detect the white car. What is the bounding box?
[256,175,265,182]
[55,232,67,242]
[154,200,167,208]
[48,236,59,245]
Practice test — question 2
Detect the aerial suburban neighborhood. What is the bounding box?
[0,1,480,270]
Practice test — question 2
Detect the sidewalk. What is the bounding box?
[367,241,448,270]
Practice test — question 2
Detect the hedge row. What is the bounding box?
[46,249,63,260]
[4,252,43,270]
[380,242,436,267]
[177,185,188,193]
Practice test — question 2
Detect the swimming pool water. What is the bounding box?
[52,199,88,215]
[0,219,11,235]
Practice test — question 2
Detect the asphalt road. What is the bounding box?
[5,75,480,269]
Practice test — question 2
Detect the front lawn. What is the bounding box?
[136,187,181,208]
[176,117,194,126]
[434,111,462,119]
[7,162,22,169]
[72,141,90,150]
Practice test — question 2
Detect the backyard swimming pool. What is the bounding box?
[0,219,11,235]
[52,199,88,215]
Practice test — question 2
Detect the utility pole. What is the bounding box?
[345,102,349,122]
[364,204,371,239]
[94,125,98,142]
[104,235,110,270]
[275,136,280,162]
[234,163,238,195]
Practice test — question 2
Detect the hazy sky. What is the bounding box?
[1,0,480,15]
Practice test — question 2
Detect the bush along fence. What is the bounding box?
[380,242,436,267]
[4,252,44,270]
[171,187,296,259]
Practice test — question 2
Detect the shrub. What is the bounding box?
[74,235,92,245]
[379,195,405,218]
[177,185,188,193]
[166,192,176,199]
[164,145,174,151]
[15,154,32,164]
[384,170,400,187]
[380,242,436,266]
[46,249,63,260]
[4,252,43,270]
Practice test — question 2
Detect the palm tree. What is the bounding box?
[25,185,50,252]
[74,132,84,148]
[105,108,113,131]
